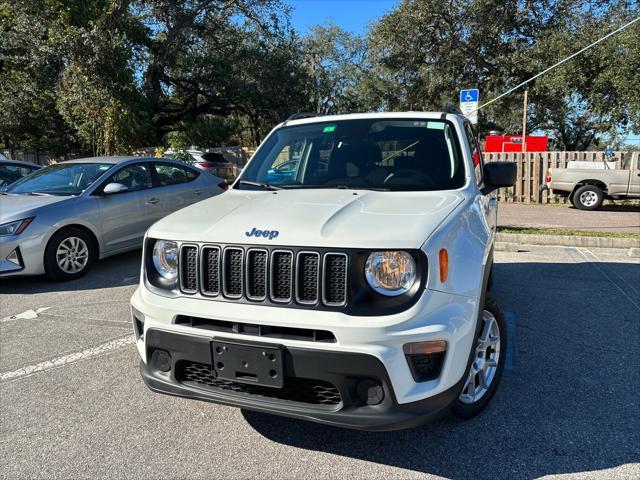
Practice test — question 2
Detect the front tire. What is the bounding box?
[450,293,507,419]
[573,185,604,210]
[44,228,95,281]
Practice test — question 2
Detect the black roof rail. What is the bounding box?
[286,112,320,121]
[442,105,463,115]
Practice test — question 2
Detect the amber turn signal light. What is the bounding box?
[403,340,447,355]
[439,248,448,283]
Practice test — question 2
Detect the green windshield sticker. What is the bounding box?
[323,125,336,133]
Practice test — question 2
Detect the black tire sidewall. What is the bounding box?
[450,293,507,419]
[44,228,94,281]
[574,185,604,210]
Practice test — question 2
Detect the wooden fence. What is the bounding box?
[484,151,635,203]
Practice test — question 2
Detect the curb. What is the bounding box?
[496,233,640,256]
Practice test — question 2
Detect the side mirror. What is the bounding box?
[103,182,128,194]
[482,162,516,194]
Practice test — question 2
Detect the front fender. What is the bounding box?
[421,196,492,300]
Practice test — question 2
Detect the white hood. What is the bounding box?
[0,194,70,222]
[149,189,464,249]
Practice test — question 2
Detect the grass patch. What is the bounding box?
[497,226,640,239]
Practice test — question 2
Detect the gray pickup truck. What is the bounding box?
[545,152,640,210]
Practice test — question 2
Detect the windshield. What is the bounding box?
[0,164,34,186]
[238,119,465,191]
[7,162,113,196]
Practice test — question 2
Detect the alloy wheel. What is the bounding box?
[459,310,501,404]
[56,237,89,274]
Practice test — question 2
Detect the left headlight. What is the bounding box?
[0,217,34,237]
[152,240,179,280]
[365,251,417,296]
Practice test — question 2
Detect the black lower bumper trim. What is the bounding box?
[141,329,463,431]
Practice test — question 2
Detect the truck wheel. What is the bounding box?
[573,185,604,210]
[451,293,507,419]
[44,228,95,281]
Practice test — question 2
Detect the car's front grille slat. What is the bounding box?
[223,248,244,298]
[296,252,320,304]
[323,253,348,306]
[179,245,349,308]
[201,246,220,295]
[180,245,198,293]
[246,249,267,300]
[270,250,293,302]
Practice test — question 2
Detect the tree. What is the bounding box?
[363,0,639,149]
[301,24,367,114]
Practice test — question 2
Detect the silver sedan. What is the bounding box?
[0,156,227,280]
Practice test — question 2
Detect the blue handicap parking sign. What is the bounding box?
[460,89,479,103]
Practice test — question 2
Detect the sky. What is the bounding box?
[287,0,399,34]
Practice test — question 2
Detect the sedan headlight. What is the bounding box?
[0,217,34,237]
[152,240,179,280]
[365,251,417,296]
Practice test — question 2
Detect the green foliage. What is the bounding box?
[363,0,639,149]
[0,0,638,154]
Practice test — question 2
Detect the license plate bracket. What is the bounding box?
[212,339,284,388]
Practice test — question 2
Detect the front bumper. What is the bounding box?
[140,329,464,431]
[0,231,47,277]
[132,281,480,429]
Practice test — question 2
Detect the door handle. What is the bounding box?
[146,197,160,205]
[193,189,203,195]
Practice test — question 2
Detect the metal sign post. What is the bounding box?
[521,88,528,154]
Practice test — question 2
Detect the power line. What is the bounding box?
[476,16,640,112]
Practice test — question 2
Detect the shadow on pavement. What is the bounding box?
[1,249,141,294]
[243,259,640,478]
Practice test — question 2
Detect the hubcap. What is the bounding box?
[579,190,598,207]
[459,310,501,404]
[56,237,89,274]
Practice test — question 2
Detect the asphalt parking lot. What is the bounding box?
[1,245,639,479]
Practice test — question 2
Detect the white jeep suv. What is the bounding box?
[130,111,516,430]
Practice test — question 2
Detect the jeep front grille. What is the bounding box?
[179,244,348,308]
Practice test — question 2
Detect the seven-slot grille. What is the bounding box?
[180,245,348,307]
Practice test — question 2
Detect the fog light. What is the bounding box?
[151,349,172,372]
[356,379,384,406]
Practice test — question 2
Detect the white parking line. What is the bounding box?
[1,307,51,323]
[0,335,134,382]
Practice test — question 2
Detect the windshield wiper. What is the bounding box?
[27,191,53,196]
[336,186,390,192]
[274,185,390,191]
[238,180,281,191]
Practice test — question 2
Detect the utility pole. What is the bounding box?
[521,88,528,154]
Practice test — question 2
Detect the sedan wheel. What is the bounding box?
[56,237,90,274]
[44,228,95,281]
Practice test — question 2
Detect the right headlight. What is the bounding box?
[0,217,34,236]
[365,251,417,296]
[152,240,178,280]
